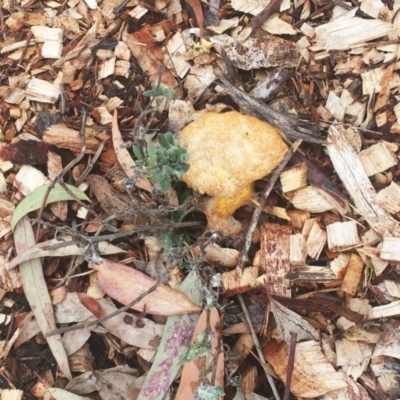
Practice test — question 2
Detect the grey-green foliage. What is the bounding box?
[195,385,225,400]
[132,131,189,192]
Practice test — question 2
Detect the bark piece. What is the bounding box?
[220,78,323,144]
[263,338,347,397]
[327,221,360,252]
[342,254,364,296]
[327,125,400,238]
[286,266,337,283]
[224,30,299,70]
[260,223,291,297]
[220,266,260,297]
[43,124,102,154]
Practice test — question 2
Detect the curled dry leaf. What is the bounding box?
[91,258,202,316]
[111,111,152,192]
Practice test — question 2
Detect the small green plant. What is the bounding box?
[142,84,175,98]
[132,131,189,192]
[181,330,212,364]
[195,384,225,399]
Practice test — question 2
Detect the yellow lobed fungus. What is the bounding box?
[179,111,288,235]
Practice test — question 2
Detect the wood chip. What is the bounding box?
[342,254,364,295]
[220,267,260,297]
[280,162,307,193]
[289,234,307,266]
[327,125,400,237]
[326,221,360,252]
[358,142,398,177]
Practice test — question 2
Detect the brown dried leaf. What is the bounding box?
[91,258,202,316]
[86,174,136,222]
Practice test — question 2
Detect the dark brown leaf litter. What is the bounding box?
[2,0,400,399]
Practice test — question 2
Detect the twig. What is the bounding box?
[45,281,160,337]
[249,0,282,30]
[236,140,302,270]
[40,221,203,251]
[35,111,88,242]
[238,294,280,400]
[0,0,6,40]
[283,332,297,400]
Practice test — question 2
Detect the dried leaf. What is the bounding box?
[79,293,164,349]
[92,258,202,316]
[9,237,125,270]
[48,388,90,400]
[270,298,319,344]
[185,0,203,37]
[14,217,71,380]
[11,183,89,229]
[139,271,201,400]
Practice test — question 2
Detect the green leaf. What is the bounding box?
[159,176,171,192]
[157,133,171,150]
[164,131,175,147]
[147,141,157,168]
[11,184,90,229]
[132,145,144,161]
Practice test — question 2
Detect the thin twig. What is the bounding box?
[236,139,302,270]
[238,294,281,400]
[40,221,203,251]
[46,281,160,337]
[283,332,297,400]
[0,0,6,41]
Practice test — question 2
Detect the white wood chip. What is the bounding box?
[359,142,398,177]
[327,125,400,237]
[374,181,400,214]
[313,17,395,51]
[327,220,360,252]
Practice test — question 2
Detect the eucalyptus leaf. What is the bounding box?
[11,184,90,229]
